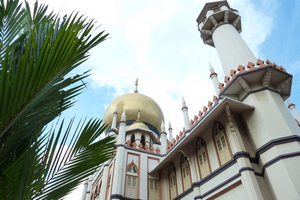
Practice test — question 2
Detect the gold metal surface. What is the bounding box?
[103,93,164,132]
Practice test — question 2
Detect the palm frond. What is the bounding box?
[0,0,112,199]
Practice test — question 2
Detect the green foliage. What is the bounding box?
[0,0,115,199]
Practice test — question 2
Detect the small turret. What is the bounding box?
[209,63,220,95]
[160,121,167,154]
[286,99,300,123]
[111,105,118,129]
[182,96,190,130]
[118,111,126,144]
[168,121,173,141]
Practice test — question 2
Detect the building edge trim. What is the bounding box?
[110,194,141,200]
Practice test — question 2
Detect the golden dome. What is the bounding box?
[103,92,164,134]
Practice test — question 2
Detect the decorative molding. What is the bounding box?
[206,180,242,200]
[262,68,272,87]
[261,151,300,176]
[117,144,164,157]
[209,15,218,26]
[178,149,191,165]
[255,135,300,160]
[219,59,287,93]
[108,129,119,135]
[173,187,194,200]
[238,167,254,174]
[237,76,251,92]
[225,104,235,132]
[176,137,300,199]
[276,77,292,92]
[110,194,141,200]
[194,173,240,199]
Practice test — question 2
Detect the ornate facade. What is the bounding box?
[82,1,300,200]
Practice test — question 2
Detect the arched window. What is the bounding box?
[169,163,177,199]
[196,138,211,178]
[213,123,232,165]
[125,163,138,198]
[149,179,159,200]
[130,134,135,147]
[180,155,191,191]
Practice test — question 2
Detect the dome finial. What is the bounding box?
[134,78,139,93]
[137,109,141,122]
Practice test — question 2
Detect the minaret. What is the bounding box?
[197,2,300,200]
[160,121,167,154]
[182,96,190,130]
[209,63,219,95]
[286,99,300,123]
[111,111,127,198]
[111,106,118,129]
[168,121,173,141]
[197,1,256,76]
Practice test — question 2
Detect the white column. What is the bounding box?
[145,134,150,146]
[209,63,220,95]
[225,105,264,200]
[212,24,257,76]
[160,121,167,154]
[111,106,118,129]
[168,121,173,141]
[99,164,109,200]
[182,97,190,130]
[81,181,88,200]
[135,132,141,146]
[117,111,126,144]
[111,111,127,198]
[287,99,300,123]
[85,175,93,200]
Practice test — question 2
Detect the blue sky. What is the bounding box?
[26,0,300,198]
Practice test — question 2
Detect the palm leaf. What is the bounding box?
[0,0,114,199]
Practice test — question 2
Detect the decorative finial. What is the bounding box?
[169,121,172,129]
[161,120,166,133]
[137,109,141,122]
[134,78,139,93]
[209,62,214,73]
[114,105,118,114]
[121,110,126,121]
[182,96,186,107]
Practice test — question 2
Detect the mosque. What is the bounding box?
[82,1,300,199]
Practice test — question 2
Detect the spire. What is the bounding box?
[161,120,166,133]
[134,78,139,93]
[111,105,118,129]
[181,96,190,130]
[286,99,300,123]
[160,120,167,154]
[182,96,187,108]
[168,121,173,141]
[209,62,214,73]
[209,63,220,95]
[121,110,126,122]
[137,109,141,122]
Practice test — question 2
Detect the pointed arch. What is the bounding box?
[141,134,146,147]
[168,163,177,199]
[130,134,135,146]
[125,161,138,198]
[180,154,191,191]
[196,138,211,178]
[213,122,232,165]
